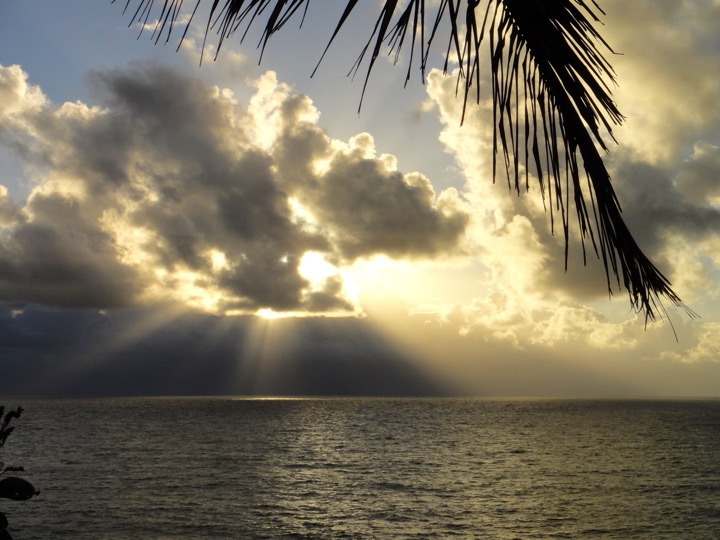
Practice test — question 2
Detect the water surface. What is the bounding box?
[3,398,720,538]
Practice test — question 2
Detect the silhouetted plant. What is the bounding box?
[0,407,39,540]
[114,0,696,326]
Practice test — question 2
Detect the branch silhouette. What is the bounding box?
[115,0,696,325]
[0,407,40,540]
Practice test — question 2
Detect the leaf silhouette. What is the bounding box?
[0,477,39,501]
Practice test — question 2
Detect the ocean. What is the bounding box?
[2,397,719,539]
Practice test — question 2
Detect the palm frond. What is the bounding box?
[114,0,695,324]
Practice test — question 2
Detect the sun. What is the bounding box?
[298,251,338,284]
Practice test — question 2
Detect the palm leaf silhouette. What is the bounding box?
[115,0,694,325]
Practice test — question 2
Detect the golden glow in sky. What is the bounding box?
[0,1,719,396]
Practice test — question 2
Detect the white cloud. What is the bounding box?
[0,64,47,118]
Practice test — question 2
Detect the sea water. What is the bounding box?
[2,398,720,539]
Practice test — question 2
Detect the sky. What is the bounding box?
[1,0,719,397]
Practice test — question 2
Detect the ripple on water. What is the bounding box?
[3,398,720,539]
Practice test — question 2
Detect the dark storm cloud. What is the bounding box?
[498,147,720,302]
[86,63,249,180]
[84,65,337,312]
[0,305,447,397]
[0,191,140,308]
[312,158,469,260]
[0,63,469,313]
[676,142,720,206]
[0,186,20,224]
[610,154,720,248]
[274,98,470,261]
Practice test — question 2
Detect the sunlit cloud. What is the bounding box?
[420,1,720,350]
[603,0,720,164]
[0,62,469,317]
[661,322,720,364]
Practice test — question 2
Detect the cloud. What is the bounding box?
[424,68,614,332]
[0,64,46,117]
[277,130,469,261]
[0,63,469,315]
[661,322,720,364]
[0,189,141,308]
[605,148,720,301]
[676,142,720,206]
[419,1,720,348]
[601,0,720,163]
[0,305,446,397]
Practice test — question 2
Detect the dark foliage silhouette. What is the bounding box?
[0,407,39,540]
[114,0,695,325]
